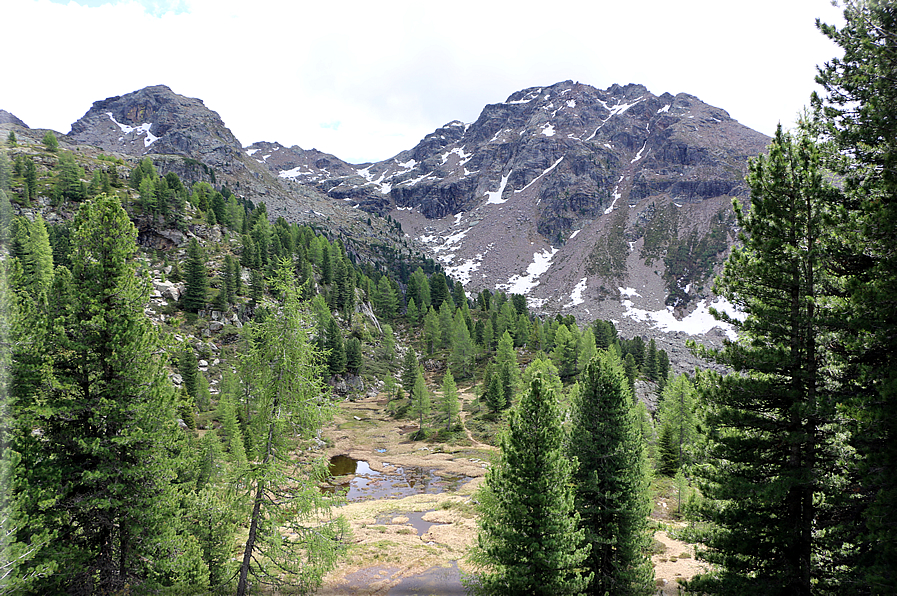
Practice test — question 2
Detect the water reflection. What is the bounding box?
[325,455,470,502]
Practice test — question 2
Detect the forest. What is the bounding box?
[1,1,895,594]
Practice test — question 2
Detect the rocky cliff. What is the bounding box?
[256,81,769,341]
[45,81,771,346]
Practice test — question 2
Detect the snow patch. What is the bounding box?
[445,255,483,286]
[246,148,260,156]
[541,123,556,137]
[620,296,742,340]
[566,99,576,108]
[569,229,581,239]
[485,171,512,205]
[658,104,671,113]
[279,166,310,179]
[497,247,560,295]
[516,156,564,193]
[565,278,588,308]
[630,140,648,163]
[619,287,641,298]
[107,112,158,147]
[605,186,622,214]
[441,146,473,166]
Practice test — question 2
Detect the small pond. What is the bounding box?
[325,455,470,502]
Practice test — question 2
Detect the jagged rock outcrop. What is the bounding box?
[256,81,769,335]
[0,110,28,128]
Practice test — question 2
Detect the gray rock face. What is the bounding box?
[256,81,769,334]
[0,109,28,128]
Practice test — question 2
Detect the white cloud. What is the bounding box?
[5,0,844,163]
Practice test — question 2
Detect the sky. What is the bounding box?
[3,0,845,164]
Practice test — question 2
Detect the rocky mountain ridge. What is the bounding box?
[6,81,771,349]
[252,81,769,343]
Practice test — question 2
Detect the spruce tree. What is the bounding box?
[569,350,653,596]
[470,369,591,595]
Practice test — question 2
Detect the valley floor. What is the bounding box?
[314,390,704,595]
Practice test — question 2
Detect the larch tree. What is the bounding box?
[469,369,591,595]
[655,373,698,474]
[411,366,430,435]
[235,259,347,596]
[568,350,653,596]
[440,368,460,432]
[686,126,837,596]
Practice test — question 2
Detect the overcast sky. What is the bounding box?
[4,0,844,164]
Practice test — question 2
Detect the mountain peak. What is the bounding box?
[0,109,28,128]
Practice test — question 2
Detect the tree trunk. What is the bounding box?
[236,480,265,596]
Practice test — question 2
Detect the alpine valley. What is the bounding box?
[7,80,769,356]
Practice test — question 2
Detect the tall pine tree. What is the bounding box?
[814,2,897,590]
[568,350,653,596]
[12,195,193,593]
[235,259,347,596]
[470,369,591,595]
[687,126,837,596]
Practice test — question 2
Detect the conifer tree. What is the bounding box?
[235,260,347,596]
[687,126,836,596]
[655,373,697,473]
[438,299,454,349]
[374,274,397,321]
[42,131,57,152]
[13,195,194,593]
[569,350,653,596]
[405,296,419,326]
[381,323,395,360]
[183,238,208,313]
[429,271,450,309]
[179,346,200,400]
[422,306,440,355]
[495,331,518,408]
[411,367,430,435]
[345,337,363,375]
[450,309,475,377]
[482,363,506,413]
[814,3,897,589]
[401,347,420,396]
[656,422,679,477]
[441,368,460,431]
[325,316,346,376]
[470,369,591,595]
